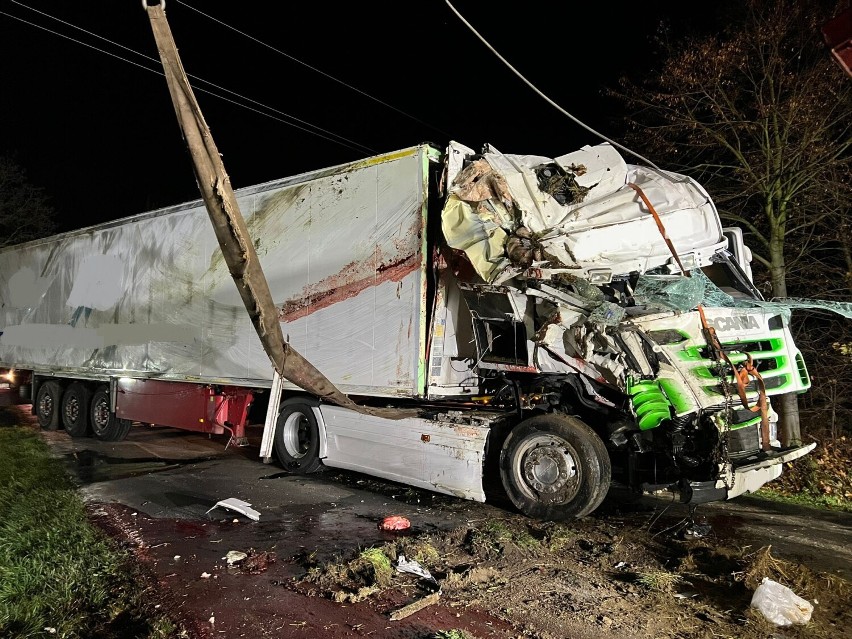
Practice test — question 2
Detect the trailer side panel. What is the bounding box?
[0,146,432,397]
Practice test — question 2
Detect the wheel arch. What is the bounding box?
[280,395,328,460]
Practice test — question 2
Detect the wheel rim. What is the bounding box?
[512,434,581,503]
[65,396,80,424]
[92,398,110,435]
[282,411,311,459]
[39,393,54,420]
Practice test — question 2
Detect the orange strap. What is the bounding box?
[628,183,688,275]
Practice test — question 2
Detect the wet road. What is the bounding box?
[31,417,852,637]
[40,421,515,638]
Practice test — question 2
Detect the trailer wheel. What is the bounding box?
[90,387,132,442]
[274,402,323,474]
[61,382,92,438]
[499,414,611,520]
[35,380,63,431]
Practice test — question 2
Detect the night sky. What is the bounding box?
[1,0,686,233]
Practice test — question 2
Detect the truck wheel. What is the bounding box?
[35,380,63,431]
[90,387,132,442]
[61,382,92,438]
[499,414,611,520]
[274,402,323,474]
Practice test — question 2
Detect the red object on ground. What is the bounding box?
[379,516,411,531]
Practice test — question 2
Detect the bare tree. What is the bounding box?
[0,155,56,248]
[609,0,852,445]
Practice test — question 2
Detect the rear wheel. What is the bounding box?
[35,380,63,431]
[499,413,611,520]
[273,401,323,474]
[90,386,132,442]
[61,382,92,438]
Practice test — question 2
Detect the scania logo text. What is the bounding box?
[706,316,760,332]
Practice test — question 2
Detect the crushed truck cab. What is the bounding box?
[0,141,815,520]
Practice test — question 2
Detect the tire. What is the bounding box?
[89,386,132,442]
[35,380,63,431]
[61,382,92,438]
[18,383,32,403]
[499,413,611,520]
[273,401,323,474]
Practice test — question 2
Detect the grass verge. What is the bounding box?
[0,420,182,638]
[753,485,852,512]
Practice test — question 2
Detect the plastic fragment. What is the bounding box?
[750,577,813,626]
[396,555,438,588]
[205,497,260,521]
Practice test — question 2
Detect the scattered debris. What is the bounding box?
[389,592,441,621]
[205,498,260,521]
[751,577,814,626]
[333,585,379,603]
[683,516,712,539]
[225,550,248,565]
[200,572,212,579]
[635,569,684,593]
[379,515,411,531]
[396,554,439,589]
[240,550,277,574]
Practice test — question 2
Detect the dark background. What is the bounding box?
[1,0,685,232]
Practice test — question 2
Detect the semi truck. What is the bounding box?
[0,140,815,519]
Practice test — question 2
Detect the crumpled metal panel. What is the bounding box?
[319,405,491,502]
[442,142,725,284]
[0,147,430,396]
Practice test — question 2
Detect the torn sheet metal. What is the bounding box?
[206,498,260,521]
[442,142,725,284]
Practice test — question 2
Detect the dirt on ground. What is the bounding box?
[84,471,852,639]
[285,487,851,639]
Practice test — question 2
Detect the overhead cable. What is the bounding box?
[3,2,376,155]
[444,0,666,173]
[174,0,453,140]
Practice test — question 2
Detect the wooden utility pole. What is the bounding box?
[143,1,361,412]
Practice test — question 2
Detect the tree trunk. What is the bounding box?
[776,392,802,447]
[769,231,802,446]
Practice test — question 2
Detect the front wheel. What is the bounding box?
[499,414,611,520]
[273,401,323,474]
[89,386,132,442]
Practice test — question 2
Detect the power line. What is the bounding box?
[3,2,376,156]
[444,0,666,173]
[174,0,453,140]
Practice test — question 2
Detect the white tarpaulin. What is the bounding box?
[0,147,432,397]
